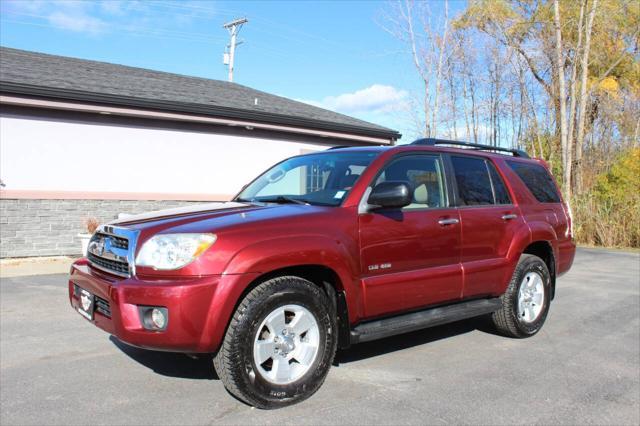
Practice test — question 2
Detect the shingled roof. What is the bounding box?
[0,47,400,141]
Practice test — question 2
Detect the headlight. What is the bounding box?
[135,233,216,270]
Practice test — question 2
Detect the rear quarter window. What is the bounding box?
[507,161,561,203]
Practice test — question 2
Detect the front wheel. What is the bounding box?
[213,276,337,409]
[492,254,551,338]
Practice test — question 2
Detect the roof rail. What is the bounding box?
[411,138,529,158]
[326,145,354,150]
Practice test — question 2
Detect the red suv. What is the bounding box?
[69,138,575,408]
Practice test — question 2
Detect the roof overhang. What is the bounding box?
[0,83,400,145]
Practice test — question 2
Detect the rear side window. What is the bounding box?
[507,161,561,203]
[451,156,511,206]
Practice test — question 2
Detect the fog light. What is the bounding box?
[138,306,168,331]
[151,308,166,329]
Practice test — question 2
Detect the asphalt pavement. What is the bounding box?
[1,248,638,425]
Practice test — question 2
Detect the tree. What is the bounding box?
[380,0,453,137]
[383,0,638,193]
[553,0,571,197]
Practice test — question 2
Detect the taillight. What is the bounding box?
[564,202,573,238]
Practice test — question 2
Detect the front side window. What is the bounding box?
[236,151,380,206]
[374,155,447,210]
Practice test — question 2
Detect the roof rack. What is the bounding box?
[411,138,529,158]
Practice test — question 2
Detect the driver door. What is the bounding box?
[358,154,463,318]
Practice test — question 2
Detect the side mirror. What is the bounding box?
[367,181,412,210]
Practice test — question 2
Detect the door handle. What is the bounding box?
[438,218,460,226]
[501,214,518,221]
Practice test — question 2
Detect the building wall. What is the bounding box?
[0,199,201,258]
[0,114,327,196]
[0,113,332,258]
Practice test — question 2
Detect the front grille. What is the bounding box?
[95,296,111,318]
[86,227,136,278]
[94,233,129,250]
[88,252,130,276]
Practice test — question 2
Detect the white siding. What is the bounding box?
[0,115,328,196]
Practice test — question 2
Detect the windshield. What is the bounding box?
[236,151,380,206]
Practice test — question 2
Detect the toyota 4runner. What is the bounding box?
[69,138,575,408]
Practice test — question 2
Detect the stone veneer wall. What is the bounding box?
[0,199,206,258]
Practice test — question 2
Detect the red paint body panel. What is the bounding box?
[68,144,576,353]
[359,208,462,317]
[458,205,523,297]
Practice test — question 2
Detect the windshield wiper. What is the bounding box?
[255,196,310,205]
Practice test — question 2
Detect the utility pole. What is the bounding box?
[223,17,248,83]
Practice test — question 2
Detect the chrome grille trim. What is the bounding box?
[95,233,128,250]
[87,225,140,278]
[87,253,129,276]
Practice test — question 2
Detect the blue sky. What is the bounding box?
[0,0,464,142]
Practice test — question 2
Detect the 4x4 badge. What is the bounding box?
[368,263,392,271]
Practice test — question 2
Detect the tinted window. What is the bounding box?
[451,156,494,205]
[487,162,512,204]
[507,161,561,203]
[375,155,447,209]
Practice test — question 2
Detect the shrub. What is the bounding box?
[572,148,640,248]
[84,217,100,234]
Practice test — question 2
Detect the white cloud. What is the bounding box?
[99,0,126,15]
[1,0,209,36]
[3,0,47,13]
[301,84,410,114]
[48,11,107,34]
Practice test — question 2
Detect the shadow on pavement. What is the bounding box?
[109,316,500,378]
[109,336,218,380]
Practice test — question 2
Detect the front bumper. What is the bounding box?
[69,260,226,353]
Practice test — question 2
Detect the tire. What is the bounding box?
[492,254,551,338]
[213,276,337,409]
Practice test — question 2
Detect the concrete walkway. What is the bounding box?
[0,256,77,278]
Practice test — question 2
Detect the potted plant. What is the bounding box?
[78,217,99,256]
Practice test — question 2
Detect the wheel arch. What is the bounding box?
[232,264,352,350]
[522,240,557,300]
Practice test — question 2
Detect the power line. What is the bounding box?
[147,1,218,13]
[0,18,220,45]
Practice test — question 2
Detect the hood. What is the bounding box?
[110,202,250,226]
[108,201,335,237]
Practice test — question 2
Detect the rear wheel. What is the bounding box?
[492,254,551,338]
[213,276,337,409]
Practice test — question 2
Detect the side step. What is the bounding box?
[350,298,502,344]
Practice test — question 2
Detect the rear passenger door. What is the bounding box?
[448,155,523,298]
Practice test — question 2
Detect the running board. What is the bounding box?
[350,298,502,344]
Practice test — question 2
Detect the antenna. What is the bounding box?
[223,17,248,82]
